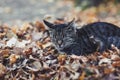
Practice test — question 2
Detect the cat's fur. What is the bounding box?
[43,19,120,55]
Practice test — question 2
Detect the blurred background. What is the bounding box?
[0,0,120,25]
[0,0,72,25]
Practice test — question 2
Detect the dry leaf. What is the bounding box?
[9,54,20,64]
[0,63,6,77]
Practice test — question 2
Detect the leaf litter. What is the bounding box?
[0,20,120,80]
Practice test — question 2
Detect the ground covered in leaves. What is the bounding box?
[1,1,120,80]
[0,19,120,80]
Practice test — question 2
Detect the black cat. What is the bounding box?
[43,19,120,55]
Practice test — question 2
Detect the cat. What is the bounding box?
[43,19,120,55]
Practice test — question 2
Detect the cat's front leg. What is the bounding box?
[70,47,83,56]
[89,35,106,53]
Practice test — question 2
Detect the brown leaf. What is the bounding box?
[104,68,114,74]
[79,71,85,80]
[58,54,67,65]
[0,63,6,77]
[11,25,19,34]
[0,49,10,57]
[35,21,46,32]
[112,61,120,67]
[0,33,6,39]
[9,54,20,64]
[36,41,43,49]
[23,48,33,55]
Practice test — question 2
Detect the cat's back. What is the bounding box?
[86,22,119,29]
[78,22,120,37]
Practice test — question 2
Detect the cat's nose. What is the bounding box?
[58,40,62,45]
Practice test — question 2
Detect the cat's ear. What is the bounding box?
[67,18,75,27]
[43,20,55,29]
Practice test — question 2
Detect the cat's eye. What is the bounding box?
[65,26,72,31]
[68,27,73,30]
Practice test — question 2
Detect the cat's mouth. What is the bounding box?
[57,46,64,51]
[55,42,75,51]
[55,45,65,51]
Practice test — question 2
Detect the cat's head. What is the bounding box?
[43,19,77,51]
